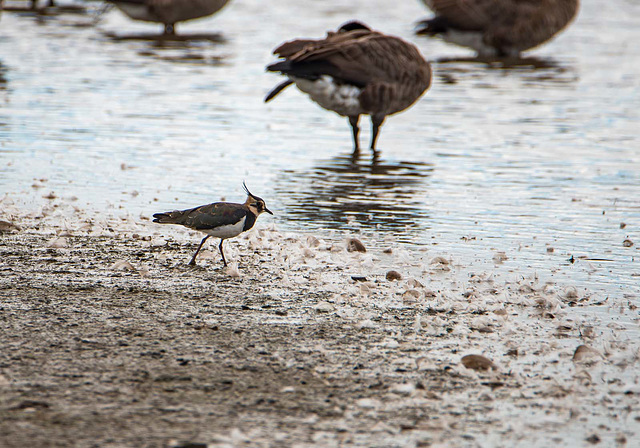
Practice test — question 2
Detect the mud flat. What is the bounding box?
[0,195,638,447]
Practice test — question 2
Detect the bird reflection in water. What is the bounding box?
[277,151,434,241]
[103,30,227,65]
[0,61,8,89]
[434,56,578,87]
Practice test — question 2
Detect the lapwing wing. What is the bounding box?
[153,183,272,267]
[265,21,432,152]
[415,0,579,57]
[107,0,230,35]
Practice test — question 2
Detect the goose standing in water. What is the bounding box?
[415,0,580,57]
[108,0,230,35]
[265,21,432,153]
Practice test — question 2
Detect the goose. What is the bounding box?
[107,0,230,35]
[265,21,432,152]
[415,0,580,57]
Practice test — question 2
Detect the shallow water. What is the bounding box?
[0,0,639,297]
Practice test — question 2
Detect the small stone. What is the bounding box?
[356,398,381,409]
[386,270,402,281]
[546,247,554,253]
[347,238,367,253]
[43,191,57,200]
[506,348,518,357]
[572,345,602,363]
[356,319,376,329]
[585,434,601,444]
[403,289,421,300]
[226,264,241,277]
[492,251,508,263]
[622,239,633,247]
[402,295,420,307]
[461,354,497,371]
[383,247,393,254]
[430,256,449,265]
[565,288,579,299]
[390,383,416,395]
[620,222,626,229]
[306,235,321,247]
[314,301,335,313]
[111,260,136,271]
[47,237,68,248]
[615,434,627,445]
[0,220,21,232]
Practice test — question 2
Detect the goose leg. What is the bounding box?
[349,115,360,152]
[218,239,227,267]
[370,115,386,151]
[189,236,210,266]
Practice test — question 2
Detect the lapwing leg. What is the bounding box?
[189,236,209,266]
[349,115,360,152]
[218,239,227,267]
[164,23,175,35]
[370,115,386,151]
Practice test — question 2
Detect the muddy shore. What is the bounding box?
[0,200,637,448]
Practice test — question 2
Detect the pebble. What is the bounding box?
[47,237,68,248]
[461,354,497,371]
[0,220,21,232]
[356,398,381,409]
[347,238,367,253]
[492,251,508,263]
[306,235,320,247]
[111,260,136,271]
[572,345,603,363]
[386,270,402,281]
[314,301,335,313]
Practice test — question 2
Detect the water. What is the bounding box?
[0,0,638,298]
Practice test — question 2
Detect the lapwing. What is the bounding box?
[152,183,272,267]
[415,0,579,57]
[107,0,230,35]
[265,21,432,153]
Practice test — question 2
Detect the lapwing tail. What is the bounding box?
[264,79,294,103]
[152,211,185,224]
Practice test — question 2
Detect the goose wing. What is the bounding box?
[271,30,426,87]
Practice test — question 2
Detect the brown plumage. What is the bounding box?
[416,0,580,57]
[265,21,432,152]
[107,0,230,35]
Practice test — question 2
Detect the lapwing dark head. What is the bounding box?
[338,21,371,33]
[243,181,273,216]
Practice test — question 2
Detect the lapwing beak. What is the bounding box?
[265,207,274,215]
